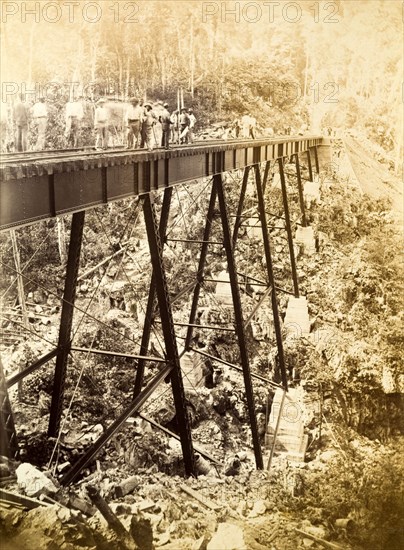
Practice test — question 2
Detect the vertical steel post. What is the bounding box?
[134,188,172,398]
[48,211,85,437]
[294,153,307,227]
[262,161,271,194]
[253,165,288,391]
[278,158,299,298]
[313,146,320,174]
[306,148,313,181]
[232,166,250,246]
[185,182,217,350]
[215,173,263,469]
[142,193,196,477]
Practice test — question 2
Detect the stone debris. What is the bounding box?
[207,522,247,550]
[16,463,58,498]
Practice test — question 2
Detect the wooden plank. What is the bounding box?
[179,484,221,511]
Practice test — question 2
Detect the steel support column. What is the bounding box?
[48,211,85,437]
[278,158,300,298]
[215,173,263,469]
[142,193,196,477]
[262,161,271,194]
[294,154,307,227]
[185,182,217,350]
[232,166,250,246]
[306,149,313,181]
[133,188,172,398]
[313,146,320,174]
[253,165,288,391]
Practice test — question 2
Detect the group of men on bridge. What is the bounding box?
[9,94,197,152]
[122,97,197,151]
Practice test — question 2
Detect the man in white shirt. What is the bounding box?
[65,97,84,147]
[126,98,143,149]
[188,108,196,144]
[94,98,109,149]
[241,114,250,139]
[13,94,29,151]
[32,97,48,150]
[249,116,257,139]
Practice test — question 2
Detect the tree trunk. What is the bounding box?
[27,24,35,85]
[190,18,195,97]
[125,55,130,97]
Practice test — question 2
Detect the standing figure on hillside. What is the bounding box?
[65,97,84,147]
[94,98,109,149]
[159,103,172,149]
[187,108,196,144]
[141,104,157,151]
[13,94,29,151]
[126,98,143,149]
[179,108,190,144]
[32,97,48,150]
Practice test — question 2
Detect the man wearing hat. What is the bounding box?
[65,96,84,147]
[126,97,143,149]
[94,98,109,149]
[141,104,157,151]
[159,103,171,149]
[179,108,190,144]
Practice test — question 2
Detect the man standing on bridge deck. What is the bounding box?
[94,98,109,149]
[159,103,171,149]
[126,98,143,149]
[32,97,48,150]
[188,108,196,144]
[249,115,257,139]
[13,94,29,151]
[179,108,190,144]
[141,104,157,151]
[65,96,84,147]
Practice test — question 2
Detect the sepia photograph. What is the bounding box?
[0,1,403,549]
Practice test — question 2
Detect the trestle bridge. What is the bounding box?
[0,136,332,483]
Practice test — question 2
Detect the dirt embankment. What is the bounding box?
[343,136,403,218]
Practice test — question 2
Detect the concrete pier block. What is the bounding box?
[295,225,316,255]
[215,270,233,306]
[265,388,308,462]
[284,296,310,337]
[303,180,321,208]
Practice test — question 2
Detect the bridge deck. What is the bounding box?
[0,136,322,231]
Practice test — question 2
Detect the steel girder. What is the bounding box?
[48,211,85,437]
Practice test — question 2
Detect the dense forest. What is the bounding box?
[1,0,402,166]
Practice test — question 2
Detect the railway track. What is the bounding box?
[0,135,309,166]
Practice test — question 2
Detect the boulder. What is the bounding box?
[16,463,58,498]
[207,523,247,550]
